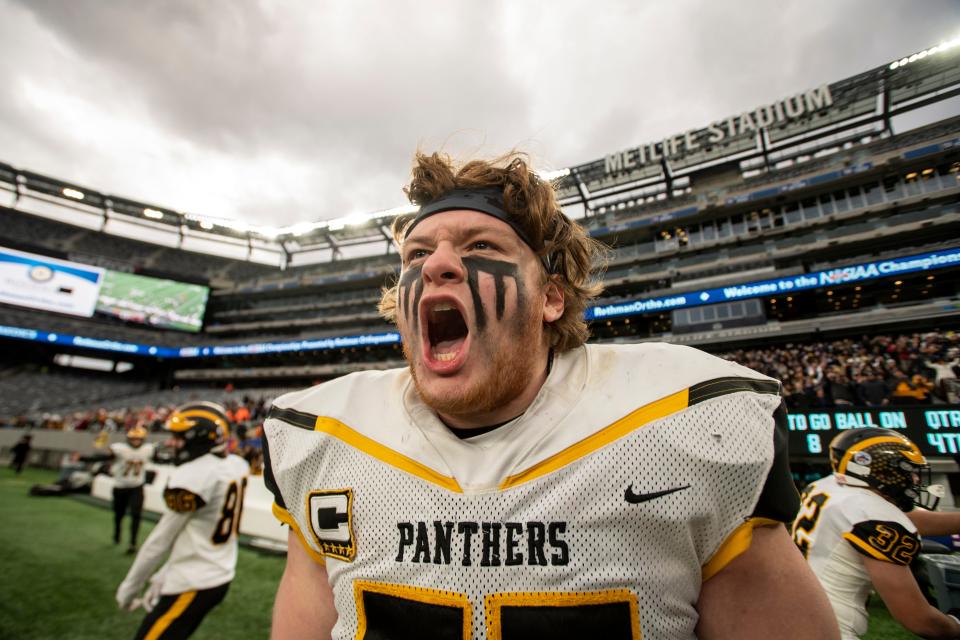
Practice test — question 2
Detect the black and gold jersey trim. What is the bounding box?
[844,520,920,565]
[688,377,780,405]
[268,405,464,492]
[267,405,317,430]
[265,376,783,493]
[261,418,286,510]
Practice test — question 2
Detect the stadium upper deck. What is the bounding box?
[0,40,958,385]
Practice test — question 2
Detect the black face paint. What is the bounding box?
[465,268,486,333]
[462,257,524,330]
[397,256,526,336]
[398,266,423,331]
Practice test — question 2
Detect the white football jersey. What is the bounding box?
[160,453,250,594]
[264,343,797,639]
[109,442,157,489]
[792,474,919,639]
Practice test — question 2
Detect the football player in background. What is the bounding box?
[263,151,839,639]
[793,428,960,639]
[10,433,31,474]
[83,425,158,553]
[116,402,249,640]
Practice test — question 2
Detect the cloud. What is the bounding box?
[1,0,957,226]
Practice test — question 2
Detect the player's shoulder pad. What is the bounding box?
[799,477,830,502]
[844,519,920,565]
[659,342,778,384]
[267,367,408,430]
[227,453,251,475]
[166,455,217,499]
[592,342,779,391]
[163,486,207,513]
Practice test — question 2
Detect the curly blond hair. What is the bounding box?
[379,151,607,352]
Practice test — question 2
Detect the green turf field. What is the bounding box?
[0,467,915,639]
[0,467,281,639]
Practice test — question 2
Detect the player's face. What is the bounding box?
[397,210,562,427]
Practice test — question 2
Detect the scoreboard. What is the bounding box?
[787,405,960,459]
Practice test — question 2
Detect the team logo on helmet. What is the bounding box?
[829,427,939,511]
[166,401,230,465]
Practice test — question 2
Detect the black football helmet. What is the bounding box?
[165,401,229,465]
[829,427,942,511]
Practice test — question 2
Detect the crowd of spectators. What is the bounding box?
[3,394,273,473]
[718,331,960,409]
[5,332,960,460]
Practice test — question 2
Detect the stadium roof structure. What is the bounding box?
[554,37,960,205]
[0,37,958,267]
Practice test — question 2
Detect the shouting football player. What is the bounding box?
[116,402,249,640]
[794,428,960,639]
[264,151,839,639]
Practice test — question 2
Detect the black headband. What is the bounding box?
[403,188,537,250]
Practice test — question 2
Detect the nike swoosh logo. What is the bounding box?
[624,483,691,504]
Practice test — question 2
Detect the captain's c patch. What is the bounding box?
[307,488,356,562]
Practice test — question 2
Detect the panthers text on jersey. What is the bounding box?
[792,474,920,639]
[264,342,798,639]
[159,453,250,594]
[109,442,157,489]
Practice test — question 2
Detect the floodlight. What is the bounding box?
[62,187,84,200]
[143,208,164,219]
[890,33,960,70]
[380,204,418,218]
[252,227,279,239]
[284,221,329,236]
[342,212,370,228]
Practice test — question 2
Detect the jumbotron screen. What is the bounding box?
[95,270,209,332]
[0,246,209,332]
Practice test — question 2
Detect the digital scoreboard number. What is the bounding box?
[787,406,960,459]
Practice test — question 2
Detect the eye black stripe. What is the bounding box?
[399,265,422,329]
[465,268,486,332]
[411,279,424,332]
[494,273,506,319]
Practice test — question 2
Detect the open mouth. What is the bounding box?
[425,301,469,364]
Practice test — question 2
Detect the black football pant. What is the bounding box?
[113,486,144,546]
[133,583,230,640]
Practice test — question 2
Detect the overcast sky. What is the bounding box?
[1,1,957,229]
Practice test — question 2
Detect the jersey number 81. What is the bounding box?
[212,479,248,545]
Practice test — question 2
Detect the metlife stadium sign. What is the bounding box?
[604,85,834,174]
[586,247,960,321]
